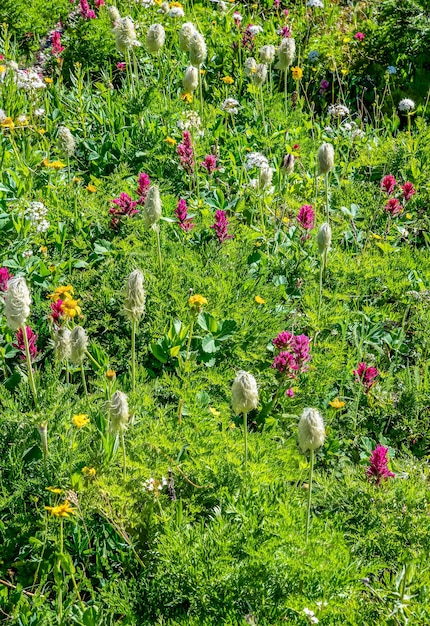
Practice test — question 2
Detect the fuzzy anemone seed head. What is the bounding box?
[259,44,276,64]
[110,390,129,433]
[146,24,165,54]
[252,63,268,87]
[143,185,162,229]
[244,57,257,76]
[259,166,273,189]
[276,37,296,70]
[281,153,295,174]
[114,17,140,54]
[179,22,197,52]
[398,98,415,113]
[298,407,325,452]
[70,326,88,364]
[317,142,334,174]
[231,370,259,415]
[107,5,121,23]
[54,327,71,361]
[57,126,76,157]
[189,32,207,67]
[183,65,199,93]
[124,269,146,323]
[317,222,332,254]
[4,276,31,331]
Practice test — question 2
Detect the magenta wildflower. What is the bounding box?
[273,331,293,350]
[272,351,298,375]
[241,25,256,50]
[273,0,280,7]
[291,334,310,371]
[353,362,379,393]
[233,11,242,27]
[95,0,105,6]
[319,79,329,95]
[175,198,194,232]
[297,205,315,230]
[285,387,295,397]
[109,193,139,229]
[201,154,217,175]
[384,197,402,216]
[79,0,96,19]
[13,326,38,361]
[272,330,311,379]
[354,32,365,41]
[381,174,396,195]
[51,31,64,55]
[279,26,291,38]
[283,9,289,16]
[177,131,194,174]
[401,182,416,202]
[211,209,232,243]
[367,444,395,486]
[0,267,11,291]
[137,172,151,205]
[117,62,126,71]
[50,300,64,325]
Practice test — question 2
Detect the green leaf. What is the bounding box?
[197,312,218,333]
[150,342,168,364]
[201,335,217,354]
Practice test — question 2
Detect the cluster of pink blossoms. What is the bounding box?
[297,204,315,239]
[175,199,194,232]
[367,444,395,486]
[271,331,311,395]
[177,131,194,174]
[13,326,38,361]
[353,362,379,393]
[211,210,232,243]
[109,172,151,229]
[381,175,416,216]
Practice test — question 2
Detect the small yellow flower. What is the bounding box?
[165,136,177,146]
[343,37,351,44]
[189,294,208,308]
[222,76,234,85]
[73,176,81,183]
[39,245,48,255]
[44,77,53,84]
[42,158,51,167]
[0,65,6,73]
[200,69,206,75]
[252,3,258,7]
[106,369,116,380]
[86,183,97,193]
[82,466,96,477]
[45,500,75,517]
[61,298,82,318]
[1,117,14,130]
[38,128,46,134]
[170,1,183,6]
[49,160,66,170]
[255,295,265,304]
[180,92,193,103]
[341,68,348,76]
[72,414,90,429]
[46,486,62,494]
[208,407,221,417]
[48,285,74,301]
[291,66,303,80]
[329,398,346,409]
[372,233,382,240]
[406,213,412,219]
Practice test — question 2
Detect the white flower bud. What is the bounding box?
[70,326,88,364]
[317,222,332,254]
[57,126,76,157]
[108,5,121,23]
[189,32,207,67]
[259,166,273,189]
[317,142,334,174]
[146,24,165,54]
[259,44,276,64]
[54,327,71,361]
[124,269,146,323]
[110,390,129,433]
[276,38,295,70]
[298,407,325,452]
[143,185,162,229]
[4,276,31,330]
[244,57,257,76]
[281,153,295,174]
[114,17,141,54]
[252,63,268,87]
[183,65,199,93]
[179,22,197,52]
[232,370,259,415]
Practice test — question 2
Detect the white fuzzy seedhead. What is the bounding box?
[124,269,146,323]
[183,65,199,93]
[4,276,31,330]
[317,222,332,254]
[143,185,162,229]
[114,17,140,54]
[298,407,325,451]
[189,32,207,67]
[70,326,88,364]
[54,327,71,361]
[276,38,295,70]
[57,126,76,157]
[244,57,257,77]
[252,63,268,87]
[232,370,259,415]
[146,24,165,54]
[398,98,415,112]
[108,5,121,23]
[259,44,276,64]
[281,153,295,174]
[259,166,273,189]
[110,390,129,433]
[179,22,197,52]
[317,142,334,174]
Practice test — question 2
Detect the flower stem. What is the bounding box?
[199,66,204,121]
[59,518,63,624]
[131,320,136,392]
[184,318,195,368]
[243,411,248,471]
[80,362,88,396]
[121,431,127,480]
[21,324,38,409]
[305,448,314,542]
[155,227,162,272]
[284,69,288,116]
[318,256,324,321]
[325,172,330,223]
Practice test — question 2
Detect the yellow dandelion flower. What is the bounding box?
[291,66,303,80]
[61,298,82,319]
[170,1,183,6]
[39,245,48,255]
[48,285,74,301]
[255,295,265,305]
[106,369,116,380]
[45,500,75,517]
[72,414,90,429]
[38,128,46,134]
[0,65,6,73]
[180,92,193,103]
[86,183,97,192]
[49,160,66,170]
[329,398,346,409]
[82,466,96,477]
[1,117,14,130]
[222,76,234,85]
[341,68,348,75]
[200,69,206,75]
[42,158,51,167]
[165,136,177,146]
[343,37,351,44]
[208,407,221,417]
[406,213,412,219]
[189,294,208,308]
[44,77,53,84]
[45,486,62,494]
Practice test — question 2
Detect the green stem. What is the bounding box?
[199,66,204,121]
[22,324,38,409]
[243,411,248,471]
[284,69,288,116]
[131,320,136,392]
[318,258,323,322]
[184,318,195,368]
[305,448,314,542]
[121,431,126,480]
[325,173,330,223]
[80,362,88,396]
[84,350,102,370]
[155,227,162,272]
[58,519,63,624]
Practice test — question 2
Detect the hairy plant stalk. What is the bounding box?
[81,363,88,396]
[131,320,137,392]
[305,448,314,542]
[121,432,127,480]
[243,411,248,471]
[22,324,38,409]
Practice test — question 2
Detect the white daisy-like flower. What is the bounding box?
[248,25,263,36]
[398,98,415,112]
[327,103,350,118]
[221,98,239,114]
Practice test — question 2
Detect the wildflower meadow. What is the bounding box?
[1,0,430,623]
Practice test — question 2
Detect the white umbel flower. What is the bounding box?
[232,370,259,414]
[146,24,165,53]
[179,22,197,52]
[189,32,207,67]
[398,98,415,112]
[70,326,88,364]
[317,222,332,254]
[113,17,141,54]
[259,44,276,64]
[54,327,71,361]
[183,65,199,93]
[276,37,295,70]
[57,126,76,157]
[4,276,31,330]
[317,142,334,174]
[110,390,129,433]
[124,269,146,323]
[298,407,325,451]
[143,185,162,229]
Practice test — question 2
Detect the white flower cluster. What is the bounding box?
[15,69,45,90]
[0,109,6,123]
[221,98,239,114]
[245,152,269,170]
[248,25,263,36]
[25,201,50,233]
[303,608,319,624]
[398,98,415,112]
[327,103,350,118]
[169,6,184,17]
[34,108,45,117]
[177,110,202,131]
[143,476,167,492]
[307,0,323,7]
[324,120,364,140]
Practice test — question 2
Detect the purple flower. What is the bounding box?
[353,362,379,393]
[211,210,232,244]
[354,32,365,41]
[286,387,295,397]
[117,62,126,71]
[175,198,194,232]
[109,193,139,229]
[79,0,96,18]
[137,172,151,205]
[51,31,64,55]
[273,331,293,350]
[279,26,291,38]
[271,351,298,376]
[13,326,38,361]
[297,205,315,230]
[319,79,329,95]
[367,444,395,486]
[201,154,217,175]
[291,334,310,371]
[177,131,194,174]
[0,267,11,292]
[50,300,64,325]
